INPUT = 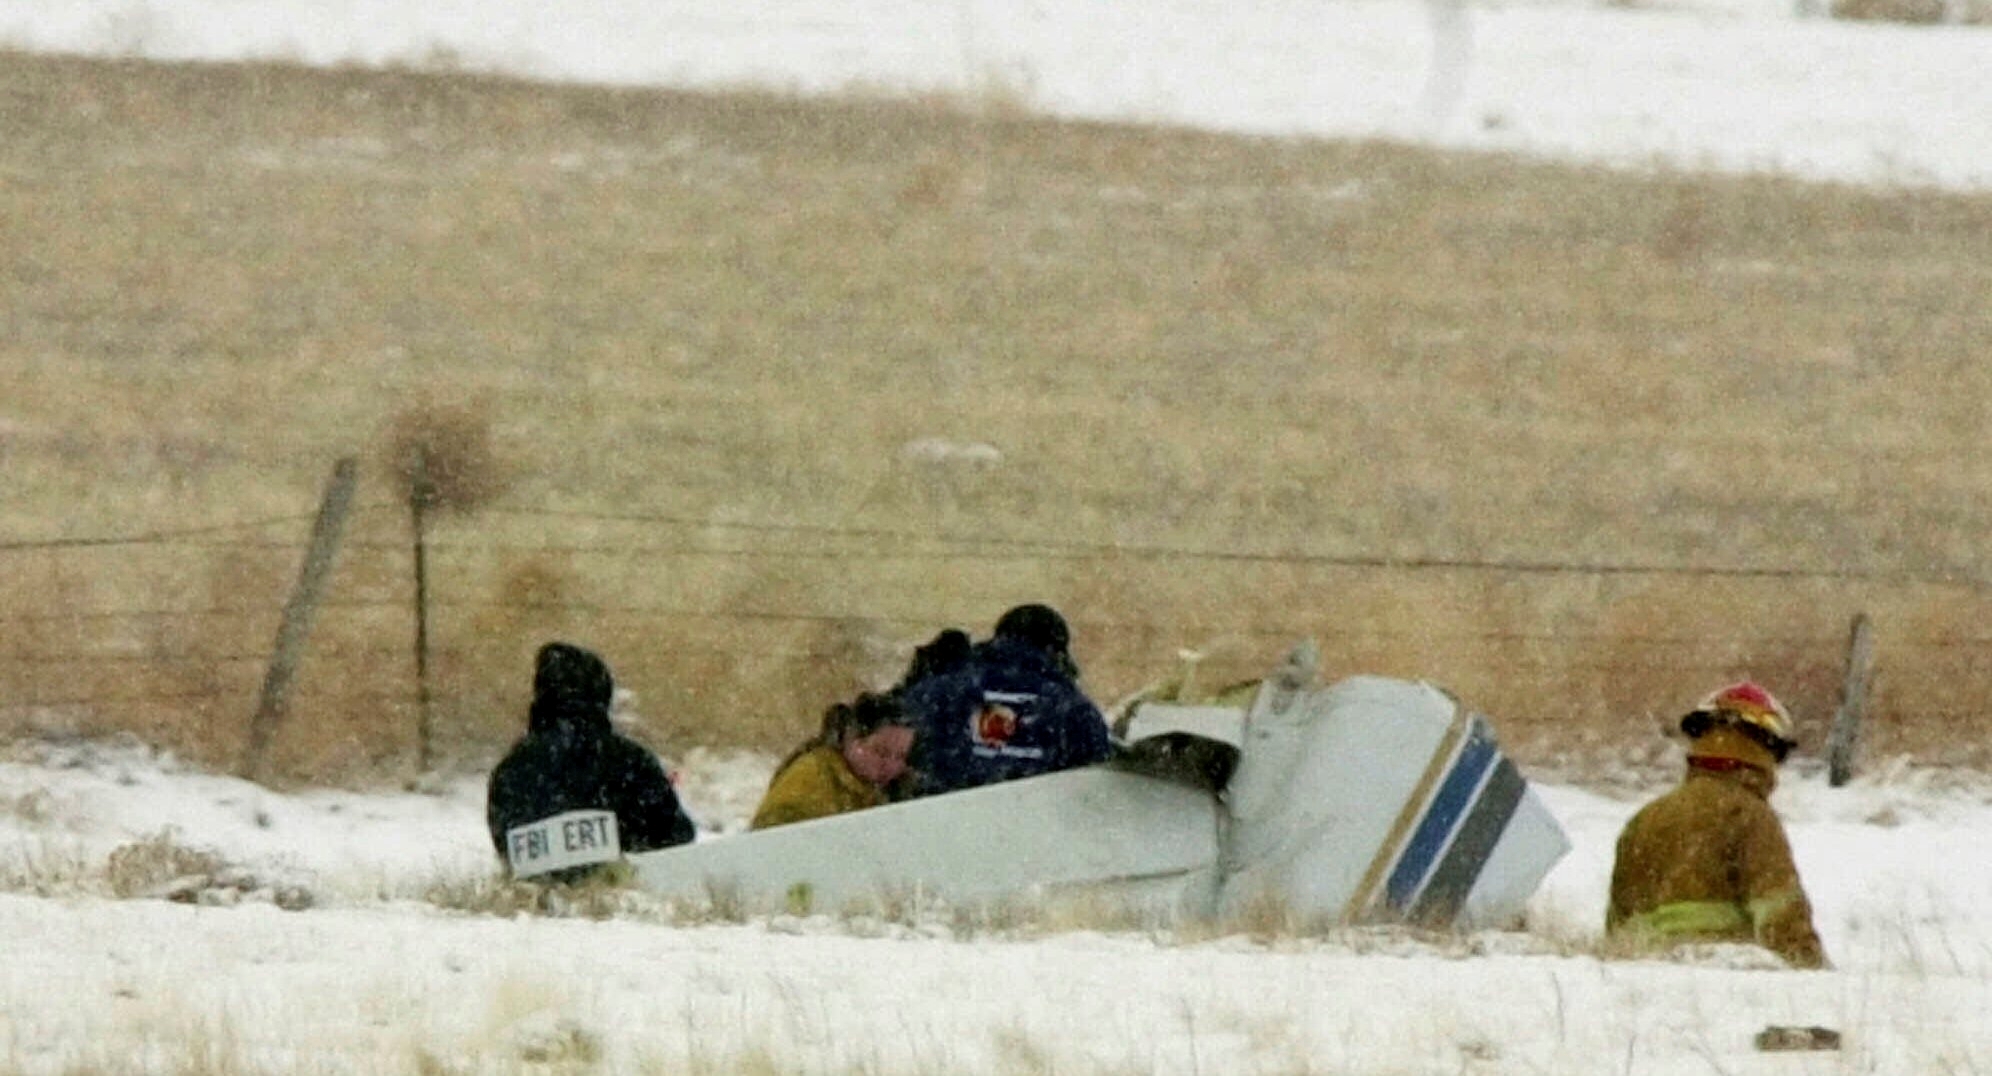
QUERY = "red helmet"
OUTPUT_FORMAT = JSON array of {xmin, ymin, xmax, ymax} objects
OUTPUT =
[{"xmin": 1681, "ymin": 681, "xmax": 1796, "ymax": 762}]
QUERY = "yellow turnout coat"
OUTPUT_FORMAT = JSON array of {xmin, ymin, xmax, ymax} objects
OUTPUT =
[
  {"xmin": 751, "ymin": 744, "xmax": 886, "ymax": 830},
  {"xmin": 1607, "ymin": 756, "xmax": 1827, "ymax": 969}
]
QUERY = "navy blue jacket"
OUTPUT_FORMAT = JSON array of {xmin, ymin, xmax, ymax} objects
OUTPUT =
[{"xmin": 901, "ymin": 637, "xmax": 1113, "ymax": 795}]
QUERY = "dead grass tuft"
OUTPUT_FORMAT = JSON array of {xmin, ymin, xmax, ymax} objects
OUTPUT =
[
  {"xmin": 4, "ymin": 787, "xmax": 56, "ymax": 825},
  {"xmin": 383, "ymin": 401, "xmax": 506, "ymax": 513},
  {"xmin": 105, "ymin": 829, "xmax": 228, "ymax": 899},
  {"xmin": 423, "ymin": 864, "xmax": 643, "ymax": 920},
  {"xmin": 0, "ymin": 839, "xmax": 99, "ymax": 897},
  {"xmin": 1219, "ymin": 888, "xmax": 1331, "ymax": 943}
]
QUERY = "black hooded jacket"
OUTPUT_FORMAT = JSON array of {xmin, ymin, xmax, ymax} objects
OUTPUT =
[{"xmin": 485, "ymin": 643, "xmax": 696, "ymax": 871}]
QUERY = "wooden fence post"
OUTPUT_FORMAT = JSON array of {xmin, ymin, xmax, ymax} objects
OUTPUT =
[
  {"xmin": 410, "ymin": 446, "xmax": 436, "ymax": 776},
  {"xmin": 242, "ymin": 457, "xmax": 359, "ymax": 782},
  {"xmin": 1826, "ymin": 612, "xmax": 1874, "ymax": 787}
]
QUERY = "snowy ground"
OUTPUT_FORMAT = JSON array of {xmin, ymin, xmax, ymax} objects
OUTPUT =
[
  {"xmin": 4, "ymin": 734, "xmax": 1992, "ymax": 1074},
  {"xmin": 3, "ymin": 0, "xmax": 1988, "ymax": 191}
]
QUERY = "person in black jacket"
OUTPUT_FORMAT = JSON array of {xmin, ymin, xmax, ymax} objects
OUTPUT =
[
  {"xmin": 486, "ymin": 642, "xmax": 696, "ymax": 882},
  {"xmin": 900, "ymin": 604, "xmax": 1113, "ymax": 796}
]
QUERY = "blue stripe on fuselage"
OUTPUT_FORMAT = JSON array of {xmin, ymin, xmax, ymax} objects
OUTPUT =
[
  {"xmin": 1409, "ymin": 757, "xmax": 1526, "ymax": 925},
  {"xmin": 1383, "ymin": 718, "xmax": 1498, "ymax": 913}
]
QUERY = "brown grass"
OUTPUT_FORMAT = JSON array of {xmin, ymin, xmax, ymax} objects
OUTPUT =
[
  {"xmin": 2, "ymin": 52, "xmax": 1990, "ymax": 783},
  {"xmin": 1832, "ymin": 0, "xmax": 1991, "ymax": 22},
  {"xmin": 104, "ymin": 829, "xmax": 227, "ymax": 898}
]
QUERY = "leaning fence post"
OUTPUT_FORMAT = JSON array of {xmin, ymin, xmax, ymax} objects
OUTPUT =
[
  {"xmin": 243, "ymin": 457, "xmax": 359, "ymax": 782},
  {"xmin": 1825, "ymin": 612, "xmax": 1874, "ymax": 787}
]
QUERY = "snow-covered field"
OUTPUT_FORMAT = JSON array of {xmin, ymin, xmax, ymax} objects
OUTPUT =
[
  {"xmin": 5, "ymin": 0, "xmax": 1990, "ymax": 190},
  {"xmin": 6, "ymin": 734, "xmax": 1992, "ymax": 1074},
  {"xmin": 5, "ymin": 0, "xmax": 1990, "ymax": 1071}
]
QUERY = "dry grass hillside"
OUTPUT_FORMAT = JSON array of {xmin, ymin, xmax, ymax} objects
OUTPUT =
[{"xmin": 3, "ymin": 51, "xmax": 1989, "ymax": 783}]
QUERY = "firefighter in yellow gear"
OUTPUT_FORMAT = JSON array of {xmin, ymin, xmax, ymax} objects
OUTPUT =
[
  {"xmin": 1607, "ymin": 681, "xmax": 1828, "ymax": 969},
  {"xmin": 752, "ymin": 693, "xmax": 915, "ymax": 831}
]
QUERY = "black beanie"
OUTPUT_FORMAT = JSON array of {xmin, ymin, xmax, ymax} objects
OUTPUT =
[
  {"xmin": 902, "ymin": 628, "xmax": 972, "ymax": 688},
  {"xmin": 533, "ymin": 642, "xmax": 614, "ymax": 711},
  {"xmin": 993, "ymin": 603, "xmax": 1071, "ymax": 657}
]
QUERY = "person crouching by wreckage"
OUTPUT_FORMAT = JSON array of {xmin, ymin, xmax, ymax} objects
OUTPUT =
[
  {"xmin": 486, "ymin": 642, "xmax": 697, "ymax": 884},
  {"xmin": 899, "ymin": 603, "xmax": 1113, "ymax": 796},
  {"xmin": 751, "ymin": 691, "xmax": 916, "ymax": 830},
  {"xmin": 1606, "ymin": 681, "xmax": 1828, "ymax": 969}
]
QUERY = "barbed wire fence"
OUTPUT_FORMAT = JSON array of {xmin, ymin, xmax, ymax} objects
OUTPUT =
[{"xmin": 4, "ymin": 466, "xmax": 1968, "ymax": 785}]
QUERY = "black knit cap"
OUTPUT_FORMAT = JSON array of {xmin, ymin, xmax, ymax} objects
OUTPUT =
[
  {"xmin": 901, "ymin": 628, "xmax": 971, "ymax": 689},
  {"xmin": 993, "ymin": 603, "xmax": 1071, "ymax": 657},
  {"xmin": 533, "ymin": 642, "xmax": 614, "ymax": 711}
]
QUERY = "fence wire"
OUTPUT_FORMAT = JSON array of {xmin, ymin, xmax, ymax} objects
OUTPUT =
[{"xmin": 0, "ymin": 499, "xmax": 1966, "ymax": 713}]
